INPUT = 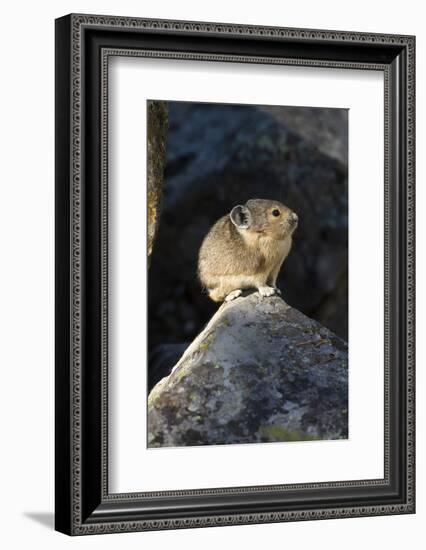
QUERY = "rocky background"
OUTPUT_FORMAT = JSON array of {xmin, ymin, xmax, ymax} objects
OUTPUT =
[{"xmin": 148, "ymin": 101, "xmax": 348, "ymax": 391}]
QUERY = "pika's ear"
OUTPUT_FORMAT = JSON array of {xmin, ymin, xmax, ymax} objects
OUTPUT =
[{"xmin": 230, "ymin": 205, "xmax": 252, "ymax": 229}]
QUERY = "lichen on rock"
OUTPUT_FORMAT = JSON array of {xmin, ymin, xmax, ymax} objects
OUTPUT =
[{"xmin": 148, "ymin": 292, "xmax": 348, "ymax": 447}]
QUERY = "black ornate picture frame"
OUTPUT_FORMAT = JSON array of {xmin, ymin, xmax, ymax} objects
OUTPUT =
[{"xmin": 55, "ymin": 13, "xmax": 415, "ymax": 535}]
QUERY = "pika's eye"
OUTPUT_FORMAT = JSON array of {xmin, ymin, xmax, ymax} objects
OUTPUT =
[{"xmin": 272, "ymin": 209, "xmax": 280, "ymax": 217}]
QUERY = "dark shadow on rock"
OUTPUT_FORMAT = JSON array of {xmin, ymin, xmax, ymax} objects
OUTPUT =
[{"xmin": 149, "ymin": 342, "xmax": 189, "ymax": 391}]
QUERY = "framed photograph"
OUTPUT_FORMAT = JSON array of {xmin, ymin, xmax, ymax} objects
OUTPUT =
[{"xmin": 55, "ymin": 14, "xmax": 415, "ymax": 535}]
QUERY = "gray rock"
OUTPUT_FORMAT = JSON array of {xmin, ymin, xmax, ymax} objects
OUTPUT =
[
  {"xmin": 260, "ymin": 105, "xmax": 348, "ymax": 167},
  {"xmin": 148, "ymin": 292, "xmax": 348, "ymax": 447},
  {"xmin": 148, "ymin": 342, "xmax": 188, "ymax": 391}
]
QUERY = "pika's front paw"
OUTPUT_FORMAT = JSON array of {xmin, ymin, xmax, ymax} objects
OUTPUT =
[
  {"xmin": 257, "ymin": 286, "xmax": 277, "ymax": 297},
  {"xmin": 225, "ymin": 289, "xmax": 243, "ymax": 302}
]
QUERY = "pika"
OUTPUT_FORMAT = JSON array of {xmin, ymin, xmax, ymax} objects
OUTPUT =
[{"xmin": 198, "ymin": 198, "xmax": 298, "ymax": 302}]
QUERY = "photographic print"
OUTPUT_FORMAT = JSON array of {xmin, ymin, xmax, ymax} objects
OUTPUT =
[
  {"xmin": 56, "ymin": 15, "xmax": 415, "ymax": 534},
  {"xmin": 147, "ymin": 100, "xmax": 349, "ymax": 448}
]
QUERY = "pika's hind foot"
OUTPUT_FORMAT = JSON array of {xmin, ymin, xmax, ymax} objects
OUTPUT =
[
  {"xmin": 225, "ymin": 289, "xmax": 243, "ymax": 302},
  {"xmin": 257, "ymin": 285, "xmax": 277, "ymax": 298}
]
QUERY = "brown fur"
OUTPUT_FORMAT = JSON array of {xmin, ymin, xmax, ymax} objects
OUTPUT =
[{"xmin": 198, "ymin": 199, "xmax": 298, "ymax": 302}]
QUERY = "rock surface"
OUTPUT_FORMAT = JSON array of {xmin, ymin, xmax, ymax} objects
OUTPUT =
[
  {"xmin": 148, "ymin": 102, "xmax": 348, "ymax": 356},
  {"xmin": 148, "ymin": 342, "xmax": 189, "ymax": 391},
  {"xmin": 260, "ymin": 105, "xmax": 348, "ymax": 167},
  {"xmin": 147, "ymin": 100, "xmax": 168, "ymax": 262},
  {"xmin": 148, "ymin": 292, "xmax": 348, "ymax": 448}
]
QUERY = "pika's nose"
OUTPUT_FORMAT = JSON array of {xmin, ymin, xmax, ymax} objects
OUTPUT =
[{"xmin": 290, "ymin": 212, "xmax": 298, "ymax": 225}]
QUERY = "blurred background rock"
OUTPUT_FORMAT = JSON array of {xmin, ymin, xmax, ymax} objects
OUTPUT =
[{"xmin": 148, "ymin": 101, "xmax": 348, "ymax": 388}]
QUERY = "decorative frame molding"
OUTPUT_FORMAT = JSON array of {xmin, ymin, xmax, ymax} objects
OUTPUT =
[{"xmin": 55, "ymin": 14, "xmax": 415, "ymax": 535}]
